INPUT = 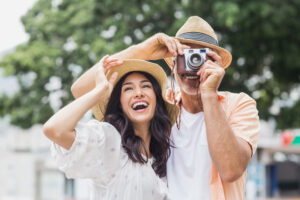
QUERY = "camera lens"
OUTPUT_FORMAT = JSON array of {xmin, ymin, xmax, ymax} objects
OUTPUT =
[{"xmin": 188, "ymin": 53, "xmax": 204, "ymax": 70}]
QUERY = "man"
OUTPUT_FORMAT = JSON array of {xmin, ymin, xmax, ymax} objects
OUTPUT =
[{"xmin": 71, "ymin": 16, "xmax": 260, "ymax": 200}]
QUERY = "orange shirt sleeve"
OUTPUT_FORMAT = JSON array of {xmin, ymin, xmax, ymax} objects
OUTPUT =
[{"xmin": 227, "ymin": 92, "xmax": 260, "ymax": 156}]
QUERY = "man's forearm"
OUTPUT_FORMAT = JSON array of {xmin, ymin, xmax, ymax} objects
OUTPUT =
[
  {"xmin": 202, "ymin": 92, "xmax": 251, "ymax": 182},
  {"xmin": 112, "ymin": 44, "xmax": 148, "ymax": 60}
]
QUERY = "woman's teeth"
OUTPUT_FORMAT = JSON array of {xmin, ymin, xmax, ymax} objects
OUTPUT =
[{"xmin": 132, "ymin": 102, "xmax": 148, "ymax": 110}]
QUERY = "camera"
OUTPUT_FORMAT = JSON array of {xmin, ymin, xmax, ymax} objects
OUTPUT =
[{"xmin": 176, "ymin": 48, "xmax": 211, "ymax": 74}]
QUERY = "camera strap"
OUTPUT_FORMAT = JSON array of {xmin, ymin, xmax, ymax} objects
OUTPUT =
[{"xmin": 171, "ymin": 65, "xmax": 182, "ymax": 130}]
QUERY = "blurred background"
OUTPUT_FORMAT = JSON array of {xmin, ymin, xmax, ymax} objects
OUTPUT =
[{"xmin": 0, "ymin": 0, "xmax": 299, "ymax": 199}]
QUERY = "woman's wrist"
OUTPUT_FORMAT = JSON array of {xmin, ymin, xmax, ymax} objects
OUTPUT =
[{"xmin": 88, "ymin": 85, "xmax": 107, "ymax": 104}]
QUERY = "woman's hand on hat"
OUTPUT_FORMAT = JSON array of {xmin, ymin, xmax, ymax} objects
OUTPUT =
[
  {"xmin": 95, "ymin": 55, "xmax": 120, "ymax": 99},
  {"xmin": 197, "ymin": 51, "xmax": 224, "ymax": 95},
  {"xmin": 100, "ymin": 55, "xmax": 123, "ymax": 75}
]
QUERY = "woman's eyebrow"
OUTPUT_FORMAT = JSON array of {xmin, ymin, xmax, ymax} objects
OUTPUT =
[
  {"xmin": 122, "ymin": 80, "xmax": 150, "ymax": 86},
  {"xmin": 140, "ymin": 80, "xmax": 150, "ymax": 83},
  {"xmin": 122, "ymin": 82, "xmax": 133, "ymax": 86}
]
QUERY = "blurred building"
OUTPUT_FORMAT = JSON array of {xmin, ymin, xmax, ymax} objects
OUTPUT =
[
  {"xmin": 246, "ymin": 121, "xmax": 300, "ymax": 199},
  {"xmin": 0, "ymin": 120, "xmax": 89, "ymax": 200}
]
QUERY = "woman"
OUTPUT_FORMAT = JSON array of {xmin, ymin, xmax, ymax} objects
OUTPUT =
[{"xmin": 43, "ymin": 56, "xmax": 178, "ymax": 200}]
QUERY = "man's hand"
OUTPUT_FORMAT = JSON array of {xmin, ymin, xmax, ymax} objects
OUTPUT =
[
  {"xmin": 197, "ymin": 51, "xmax": 225, "ymax": 95},
  {"xmin": 141, "ymin": 33, "xmax": 190, "ymax": 60},
  {"xmin": 95, "ymin": 55, "xmax": 120, "ymax": 100}
]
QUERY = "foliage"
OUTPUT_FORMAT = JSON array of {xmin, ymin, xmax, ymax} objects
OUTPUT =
[{"xmin": 0, "ymin": 0, "xmax": 299, "ymax": 129}]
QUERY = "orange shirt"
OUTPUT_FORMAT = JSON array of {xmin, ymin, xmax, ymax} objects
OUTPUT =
[{"xmin": 210, "ymin": 91, "xmax": 260, "ymax": 200}]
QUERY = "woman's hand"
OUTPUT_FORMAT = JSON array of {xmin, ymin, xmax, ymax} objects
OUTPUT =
[{"xmin": 95, "ymin": 55, "xmax": 122, "ymax": 100}]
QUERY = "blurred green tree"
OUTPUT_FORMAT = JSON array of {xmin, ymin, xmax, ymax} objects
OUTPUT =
[{"xmin": 0, "ymin": 0, "xmax": 299, "ymax": 129}]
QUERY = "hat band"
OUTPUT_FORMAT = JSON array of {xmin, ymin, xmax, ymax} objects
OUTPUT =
[{"xmin": 177, "ymin": 32, "xmax": 219, "ymax": 46}]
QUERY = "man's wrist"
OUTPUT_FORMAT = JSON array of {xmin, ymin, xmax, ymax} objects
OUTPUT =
[{"xmin": 201, "ymin": 90, "xmax": 218, "ymax": 101}]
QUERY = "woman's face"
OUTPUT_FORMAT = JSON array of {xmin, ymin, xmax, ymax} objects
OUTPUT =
[{"xmin": 120, "ymin": 72, "xmax": 157, "ymax": 126}]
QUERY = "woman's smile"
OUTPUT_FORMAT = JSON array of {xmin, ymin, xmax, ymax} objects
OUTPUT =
[{"xmin": 131, "ymin": 100, "xmax": 149, "ymax": 113}]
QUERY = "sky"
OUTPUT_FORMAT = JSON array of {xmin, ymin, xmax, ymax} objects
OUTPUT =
[{"xmin": 0, "ymin": 0, "xmax": 37, "ymax": 53}]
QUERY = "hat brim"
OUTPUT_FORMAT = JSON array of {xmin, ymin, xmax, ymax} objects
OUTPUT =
[
  {"xmin": 92, "ymin": 59, "xmax": 179, "ymax": 125},
  {"xmin": 164, "ymin": 37, "xmax": 232, "ymax": 69}
]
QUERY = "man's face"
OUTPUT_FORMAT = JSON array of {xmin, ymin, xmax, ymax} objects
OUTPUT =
[{"xmin": 174, "ymin": 43, "xmax": 214, "ymax": 96}]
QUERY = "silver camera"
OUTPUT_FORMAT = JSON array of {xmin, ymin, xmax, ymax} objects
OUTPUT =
[{"xmin": 183, "ymin": 48, "xmax": 211, "ymax": 71}]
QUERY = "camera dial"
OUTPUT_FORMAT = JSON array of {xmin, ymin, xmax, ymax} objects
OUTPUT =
[
  {"xmin": 183, "ymin": 48, "xmax": 210, "ymax": 72},
  {"xmin": 187, "ymin": 53, "xmax": 205, "ymax": 70}
]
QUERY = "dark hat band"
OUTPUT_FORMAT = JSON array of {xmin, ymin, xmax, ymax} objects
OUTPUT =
[{"xmin": 177, "ymin": 32, "xmax": 219, "ymax": 46}]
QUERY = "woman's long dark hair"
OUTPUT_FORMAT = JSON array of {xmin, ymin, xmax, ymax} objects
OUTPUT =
[{"xmin": 104, "ymin": 71, "xmax": 172, "ymax": 177}]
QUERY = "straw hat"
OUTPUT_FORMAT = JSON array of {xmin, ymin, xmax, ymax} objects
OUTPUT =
[
  {"xmin": 165, "ymin": 16, "xmax": 232, "ymax": 68},
  {"xmin": 92, "ymin": 59, "xmax": 179, "ymax": 125}
]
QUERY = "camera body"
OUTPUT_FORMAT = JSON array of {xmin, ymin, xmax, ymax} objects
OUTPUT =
[{"xmin": 177, "ymin": 48, "xmax": 211, "ymax": 74}]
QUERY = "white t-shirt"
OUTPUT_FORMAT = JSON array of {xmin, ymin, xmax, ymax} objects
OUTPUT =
[
  {"xmin": 51, "ymin": 120, "xmax": 170, "ymax": 200},
  {"xmin": 167, "ymin": 106, "xmax": 211, "ymax": 200}
]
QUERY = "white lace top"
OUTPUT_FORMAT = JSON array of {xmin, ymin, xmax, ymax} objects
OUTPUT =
[{"xmin": 51, "ymin": 119, "xmax": 170, "ymax": 200}]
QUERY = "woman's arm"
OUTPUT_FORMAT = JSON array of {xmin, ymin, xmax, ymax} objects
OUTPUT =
[
  {"xmin": 43, "ymin": 58, "xmax": 118, "ymax": 149},
  {"xmin": 71, "ymin": 33, "xmax": 189, "ymax": 99}
]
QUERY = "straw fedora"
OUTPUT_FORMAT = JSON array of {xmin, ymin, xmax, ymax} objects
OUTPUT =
[
  {"xmin": 92, "ymin": 59, "xmax": 179, "ymax": 125},
  {"xmin": 165, "ymin": 16, "xmax": 232, "ymax": 68}
]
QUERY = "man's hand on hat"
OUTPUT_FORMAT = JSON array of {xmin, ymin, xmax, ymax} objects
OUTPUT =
[
  {"xmin": 143, "ymin": 33, "xmax": 190, "ymax": 60},
  {"xmin": 95, "ymin": 55, "xmax": 121, "ymax": 99},
  {"xmin": 197, "ymin": 51, "xmax": 225, "ymax": 95}
]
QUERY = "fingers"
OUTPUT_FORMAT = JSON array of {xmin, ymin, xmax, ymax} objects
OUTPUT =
[
  {"xmin": 102, "ymin": 56, "xmax": 123, "ymax": 75},
  {"xmin": 165, "ymin": 38, "xmax": 178, "ymax": 57},
  {"xmin": 156, "ymin": 33, "xmax": 176, "ymax": 56},
  {"xmin": 174, "ymin": 39, "xmax": 190, "ymax": 55},
  {"xmin": 108, "ymin": 72, "xmax": 118, "ymax": 85},
  {"xmin": 103, "ymin": 60, "xmax": 123, "ymax": 75},
  {"xmin": 206, "ymin": 51, "xmax": 222, "ymax": 66},
  {"xmin": 181, "ymin": 44, "xmax": 191, "ymax": 52},
  {"xmin": 200, "ymin": 69, "xmax": 214, "ymax": 82},
  {"xmin": 197, "ymin": 61, "xmax": 215, "ymax": 76},
  {"xmin": 157, "ymin": 33, "xmax": 190, "ymax": 56},
  {"xmin": 99, "ymin": 54, "xmax": 110, "ymax": 63},
  {"xmin": 165, "ymin": 38, "xmax": 190, "ymax": 57},
  {"xmin": 197, "ymin": 62, "xmax": 225, "ymax": 83}
]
